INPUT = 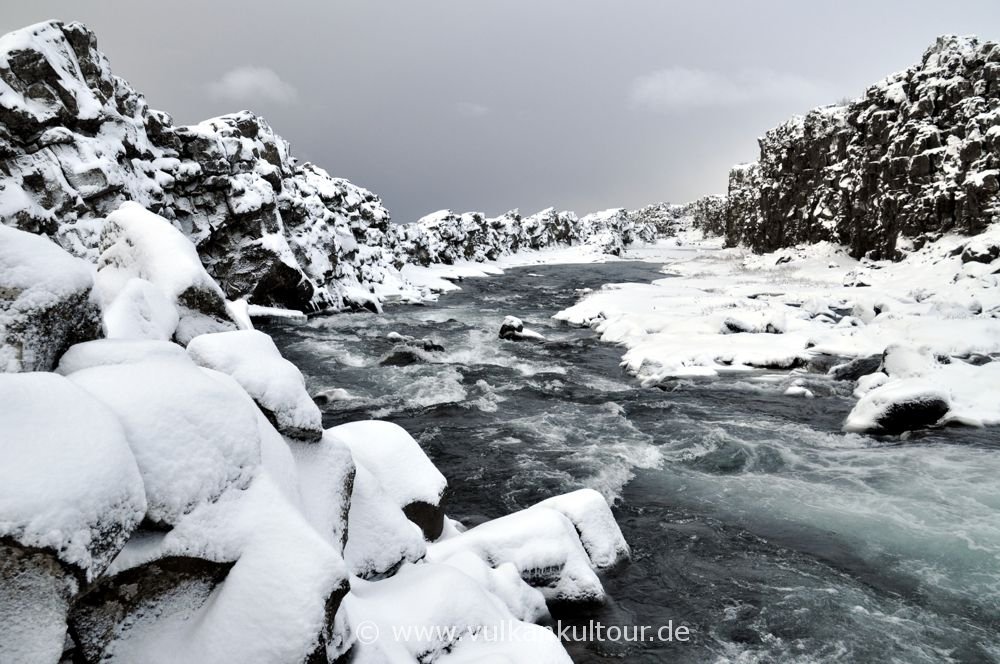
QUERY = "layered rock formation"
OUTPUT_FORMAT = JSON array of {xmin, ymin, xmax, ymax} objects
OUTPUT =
[
  {"xmin": 725, "ymin": 35, "xmax": 1000, "ymax": 258},
  {"xmin": 0, "ymin": 21, "xmax": 656, "ymax": 317}
]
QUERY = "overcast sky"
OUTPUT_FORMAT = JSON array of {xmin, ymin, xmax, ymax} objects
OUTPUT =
[{"xmin": 4, "ymin": 2, "xmax": 999, "ymax": 222}]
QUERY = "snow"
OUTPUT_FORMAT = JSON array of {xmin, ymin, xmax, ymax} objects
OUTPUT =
[
  {"xmin": 102, "ymin": 277, "xmax": 179, "ymax": 340},
  {"xmin": 246, "ymin": 304, "xmax": 308, "ymax": 321},
  {"xmin": 532, "ymin": 489, "xmax": 630, "ymax": 569},
  {"xmin": 433, "ymin": 550, "xmax": 549, "ymax": 623},
  {"xmin": 103, "ymin": 473, "xmax": 350, "ymax": 664},
  {"xmin": 186, "ymin": 330, "xmax": 323, "ymax": 441},
  {"xmin": 94, "ymin": 202, "xmax": 235, "ymax": 343},
  {"xmin": 288, "ymin": 431, "xmax": 356, "ymax": 552},
  {"xmin": 344, "ymin": 563, "xmax": 571, "ymax": 664},
  {"xmin": 329, "ymin": 420, "xmax": 447, "ymax": 508},
  {"xmin": 56, "ymin": 339, "xmax": 191, "ymax": 375},
  {"xmin": 69, "ymin": 360, "xmax": 261, "ymax": 525},
  {"xmin": 0, "ymin": 372, "xmax": 145, "ymax": 579},
  {"xmin": 344, "ymin": 462, "xmax": 427, "ymax": 578},
  {"xmin": 555, "ymin": 229, "xmax": 1000, "ymax": 434},
  {"xmin": 427, "ymin": 506, "xmax": 604, "ymax": 603}
]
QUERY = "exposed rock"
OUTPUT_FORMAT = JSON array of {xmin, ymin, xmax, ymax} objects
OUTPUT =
[
  {"xmin": 724, "ymin": 35, "xmax": 1000, "ymax": 259},
  {"xmin": 0, "ymin": 225, "xmax": 101, "ymax": 372},
  {"xmin": 829, "ymin": 354, "xmax": 884, "ymax": 381},
  {"xmin": 499, "ymin": 315, "xmax": 545, "ymax": 342}
]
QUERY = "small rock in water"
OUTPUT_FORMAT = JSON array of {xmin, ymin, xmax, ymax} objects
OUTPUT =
[{"xmin": 499, "ymin": 315, "xmax": 545, "ymax": 342}]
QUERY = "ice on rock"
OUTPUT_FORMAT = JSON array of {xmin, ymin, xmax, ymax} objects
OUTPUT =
[
  {"xmin": 0, "ymin": 225, "xmax": 101, "ymax": 372},
  {"xmin": 187, "ymin": 330, "xmax": 323, "ymax": 441},
  {"xmin": 94, "ymin": 202, "xmax": 237, "ymax": 344},
  {"xmin": 0, "ymin": 373, "xmax": 145, "ymax": 664},
  {"xmin": 56, "ymin": 338, "xmax": 191, "ymax": 375},
  {"xmin": 69, "ymin": 360, "xmax": 261, "ymax": 525},
  {"xmin": 427, "ymin": 506, "xmax": 605, "ymax": 604},
  {"xmin": 345, "ymin": 563, "xmax": 571, "ymax": 664},
  {"xmin": 328, "ymin": 420, "xmax": 447, "ymax": 538},
  {"xmin": 533, "ymin": 489, "xmax": 630, "ymax": 569}
]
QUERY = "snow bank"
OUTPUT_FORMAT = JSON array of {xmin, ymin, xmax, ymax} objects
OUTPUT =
[
  {"xmin": 187, "ymin": 330, "xmax": 323, "ymax": 441},
  {"xmin": 556, "ymin": 229, "xmax": 1000, "ymax": 434},
  {"xmin": 0, "ymin": 225, "xmax": 101, "ymax": 372},
  {"xmin": 69, "ymin": 360, "xmax": 260, "ymax": 525}
]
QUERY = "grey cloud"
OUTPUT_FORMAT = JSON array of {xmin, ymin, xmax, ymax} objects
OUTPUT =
[
  {"xmin": 629, "ymin": 67, "xmax": 832, "ymax": 112},
  {"xmin": 207, "ymin": 66, "xmax": 297, "ymax": 105}
]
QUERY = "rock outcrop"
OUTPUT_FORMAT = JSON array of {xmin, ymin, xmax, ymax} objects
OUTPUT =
[
  {"xmin": 0, "ymin": 20, "xmax": 398, "ymax": 313},
  {"xmin": 0, "ymin": 225, "xmax": 101, "ymax": 372},
  {"xmin": 725, "ymin": 35, "xmax": 1000, "ymax": 259}
]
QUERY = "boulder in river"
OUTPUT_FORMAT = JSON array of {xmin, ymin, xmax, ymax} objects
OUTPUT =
[{"xmin": 499, "ymin": 315, "xmax": 545, "ymax": 342}]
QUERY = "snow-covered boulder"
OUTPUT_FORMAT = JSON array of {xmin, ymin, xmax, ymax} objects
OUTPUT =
[
  {"xmin": 498, "ymin": 315, "xmax": 545, "ymax": 342},
  {"xmin": 0, "ymin": 373, "xmax": 145, "ymax": 663},
  {"xmin": 72, "ymin": 473, "xmax": 351, "ymax": 664},
  {"xmin": 55, "ymin": 338, "xmax": 191, "ymax": 375},
  {"xmin": 69, "ymin": 360, "xmax": 261, "ymax": 525},
  {"xmin": 186, "ymin": 330, "xmax": 323, "ymax": 441},
  {"xmin": 427, "ymin": 506, "xmax": 605, "ymax": 604},
  {"xmin": 345, "ymin": 563, "xmax": 571, "ymax": 664},
  {"xmin": 289, "ymin": 431, "xmax": 357, "ymax": 552},
  {"xmin": 533, "ymin": 489, "xmax": 630, "ymax": 570},
  {"xmin": 95, "ymin": 202, "xmax": 238, "ymax": 344},
  {"xmin": 844, "ymin": 380, "xmax": 951, "ymax": 435},
  {"xmin": 0, "ymin": 225, "xmax": 101, "ymax": 372},
  {"xmin": 329, "ymin": 420, "xmax": 448, "ymax": 539},
  {"xmin": 343, "ymin": 462, "xmax": 427, "ymax": 578}
]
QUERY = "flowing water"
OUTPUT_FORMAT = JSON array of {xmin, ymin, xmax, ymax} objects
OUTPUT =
[{"xmin": 263, "ymin": 261, "xmax": 1000, "ymax": 664}]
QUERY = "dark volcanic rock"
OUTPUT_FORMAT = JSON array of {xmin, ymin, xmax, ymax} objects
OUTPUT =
[
  {"xmin": 874, "ymin": 396, "xmax": 951, "ymax": 435},
  {"xmin": 829, "ymin": 354, "xmax": 884, "ymax": 381},
  {"xmin": 724, "ymin": 35, "xmax": 1000, "ymax": 259}
]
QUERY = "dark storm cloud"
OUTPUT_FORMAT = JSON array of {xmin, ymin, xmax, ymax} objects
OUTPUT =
[{"xmin": 3, "ymin": 1, "xmax": 998, "ymax": 222}]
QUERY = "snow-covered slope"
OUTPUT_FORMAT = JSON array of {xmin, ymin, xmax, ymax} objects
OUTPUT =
[{"xmin": 725, "ymin": 35, "xmax": 1000, "ymax": 259}]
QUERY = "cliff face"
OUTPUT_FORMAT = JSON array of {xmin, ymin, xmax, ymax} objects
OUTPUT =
[
  {"xmin": 0, "ymin": 21, "xmax": 401, "ymax": 313},
  {"xmin": 726, "ymin": 35, "xmax": 1000, "ymax": 258}
]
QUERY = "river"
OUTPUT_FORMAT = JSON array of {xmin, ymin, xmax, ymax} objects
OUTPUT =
[{"xmin": 262, "ymin": 260, "xmax": 1000, "ymax": 664}]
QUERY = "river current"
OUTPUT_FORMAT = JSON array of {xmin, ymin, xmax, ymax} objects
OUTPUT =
[{"xmin": 263, "ymin": 261, "xmax": 1000, "ymax": 664}]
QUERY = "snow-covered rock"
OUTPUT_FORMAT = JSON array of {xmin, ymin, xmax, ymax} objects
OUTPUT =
[
  {"xmin": 533, "ymin": 489, "xmax": 630, "ymax": 570},
  {"xmin": 0, "ymin": 225, "xmax": 101, "ymax": 372},
  {"xmin": 329, "ymin": 420, "xmax": 448, "ymax": 539},
  {"xmin": 498, "ymin": 315, "xmax": 545, "ymax": 342},
  {"xmin": 55, "ymin": 338, "xmax": 191, "ymax": 374},
  {"xmin": 344, "ymin": 563, "xmax": 571, "ymax": 664},
  {"xmin": 289, "ymin": 432, "xmax": 356, "ymax": 552},
  {"xmin": 74, "ymin": 473, "xmax": 351, "ymax": 664},
  {"xmin": 725, "ymin": 35, "xmax": 1000, "ymax": 259},
  {"xmin": 95, "ymin": 202, "xmax": 238, "ymax": 344},
  {"xmin": 0, "ymin": 373, "xmax": 144, "ymax": 664},
  {"xmin": 69, "ymin": 360, "xmax": 260, "ymax": 525},
  {"xmin": 427, "ymin": 506, "xmax": 605, "ymax": 604},
  {"xmin": 187, "ymin": 329, "xmax": 323, "ymax": 441}
]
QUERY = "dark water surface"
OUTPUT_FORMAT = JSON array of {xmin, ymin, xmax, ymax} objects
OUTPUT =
[{"xmin": 264, "ymin": 262, "xmax": 1000, "ymax": 664}]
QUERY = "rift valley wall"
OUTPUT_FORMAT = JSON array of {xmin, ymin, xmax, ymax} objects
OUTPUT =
[
  {"xmin": 0, "ymin": 21, "xmax": 656, "ymax": 314},
  {"xmin": 725, "ymin": 36, "xmax": 1000, "ymax": 259}
]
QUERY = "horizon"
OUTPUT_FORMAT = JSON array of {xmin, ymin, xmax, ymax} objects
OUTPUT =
[{"xmin": 2, "ymin": 2, "xmax": 998, "ymax": 223}]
